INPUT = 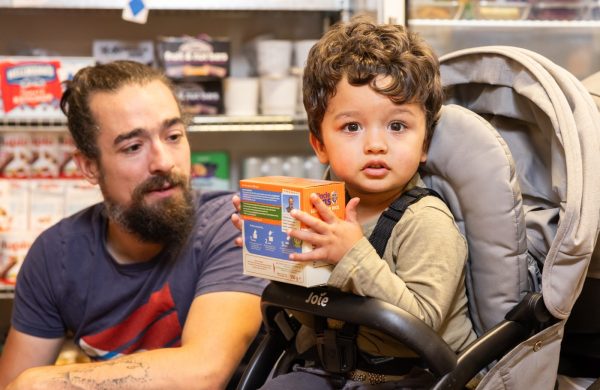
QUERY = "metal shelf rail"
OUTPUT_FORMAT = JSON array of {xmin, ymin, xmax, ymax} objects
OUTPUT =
[{"xmin": 0, "ymin": 0, "xmax": 348, "ymax": 11}]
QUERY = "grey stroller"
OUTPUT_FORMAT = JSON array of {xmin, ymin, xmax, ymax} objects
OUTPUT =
[
  {"xmin": 553, "ymin": 69, "xmax": 600, "ymax": 389},
  {"xmin": 236, "ymin": 46, "xmax": 600, "ymax": 390}
]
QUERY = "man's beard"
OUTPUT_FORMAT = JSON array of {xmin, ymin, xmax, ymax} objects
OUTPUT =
[{"xmin": 101, "ymin": 171, "xmax": 195, "ymax": 249}]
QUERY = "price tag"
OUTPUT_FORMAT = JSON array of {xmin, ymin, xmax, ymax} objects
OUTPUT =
[{"xmin": 122, "ymin": 0, "xmax": 148, "ymax": 24}]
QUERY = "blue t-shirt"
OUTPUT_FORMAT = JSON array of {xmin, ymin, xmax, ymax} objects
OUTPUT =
[{"xmin": 12, "ymin": 190, "xmax": 266, "ymax": 360}]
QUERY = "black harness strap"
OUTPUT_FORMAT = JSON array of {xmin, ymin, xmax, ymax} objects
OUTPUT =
[
  {"xmin": 313, "ymin": 186, "xmax": 442, "ymax": 379},
  {"xmin": 368, "ymin": 187, "xmax": 442, "ymax": 258}
]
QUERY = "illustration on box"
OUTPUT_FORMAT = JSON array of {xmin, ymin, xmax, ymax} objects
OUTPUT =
[{"xmin": 239, "ymin": 176, "xmax": 344, "ymax": 287}]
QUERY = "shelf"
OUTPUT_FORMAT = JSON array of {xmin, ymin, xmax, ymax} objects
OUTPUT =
[
  {"xmin": 0, "ymin": 283, "xmax": 14, "ymax": 300},
  {"xmin": 0, "ymin": 115, "xmax": 309, "ymax": 132},
  {"xmin": 0, "ymin": 0, "xmax": 348, "ymax": 11},
  {"xmin": 409, "ymin": 18, "xmax": 600, "ymax": 29},
  {"xmin": 188, "ymin": 115, "xmax": 308, "ymax": 132}
]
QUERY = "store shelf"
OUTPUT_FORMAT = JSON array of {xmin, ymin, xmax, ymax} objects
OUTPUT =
[
  {"xmin": 0, "ymin": 283, "xmax": 14, "ymax": 300},
  {"xmin": 0, "ymin": 0, "xmax": 348, "ymax": 11},
  {"xmin": 0, "ymin": 117, "xmax": 67, "ymax": 132},
  {"xmin": 409, "ymin": 18, "xmax": 600, "ymax": 29},
  {"xmin": 188, "ymin": 115, "xmax": 308, "ymax": 132},
  {"xmin": 0, "ymin": 115, "xmax": 309, "ymax": 132}
]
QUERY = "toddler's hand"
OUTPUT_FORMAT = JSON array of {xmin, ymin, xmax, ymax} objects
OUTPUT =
[
  {"xmin": 230, "ymin": 194, "xmax": 243, "ymax": 247},
  {"xmin": 288, "ymin": 193, "xmax": 362, "ymax": 265}
]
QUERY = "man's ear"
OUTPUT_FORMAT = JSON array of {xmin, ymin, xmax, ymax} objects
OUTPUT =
[
  {"xmin": 73, "ymin": 151, "xmax": 100, "ymax": 185},
  {"xmin": 309, "ymin": 133, "xmax": 329, "ymax": 165}
]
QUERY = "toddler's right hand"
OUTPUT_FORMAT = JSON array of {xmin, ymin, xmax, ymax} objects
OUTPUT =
[{"xmin": 230, "ymin": 194, "xmax": 243, "ymax": 247}]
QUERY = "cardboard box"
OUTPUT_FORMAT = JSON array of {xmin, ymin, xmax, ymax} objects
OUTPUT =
[
  {"xmin": 93, "ymin": 40, "xmax": 155, "ymax": 66},
  {"xmin": 191, "ymin": 151, "xmax": 230, "ymax": 191},
  {"xmin": 156, "ymin": 36, "xmax": 230, "ymax": 80},
  {"xmin": 175, "ymin": 80, "xmax": 223, "ymax": 115},
  {"xmin": 240, "ymin": 176, "xmax": 344, "ymax": 287},
  {"xmin": 0, "ymin": 56, "xmax": 94, "ymax": 119}
]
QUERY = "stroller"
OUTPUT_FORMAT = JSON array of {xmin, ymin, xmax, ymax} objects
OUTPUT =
[
  {"xmin": 236, "ymin": 46, "xmax": 600, "ymax": 390},
  {"xmin": 553, "ymin": 69, "xmax": 600, "ymax": 389}
]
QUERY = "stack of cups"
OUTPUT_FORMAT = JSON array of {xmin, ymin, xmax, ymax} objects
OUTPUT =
[
  {"xmin": 292, "ymin": 40, "xmax": 318, "ymax": 115},
  {"xmin": 223, "ymin": 77, "xmax": 260, "ymax": 116},
  {"xmin": 256, "ymin": 39, "xmax": 297, "ymax": 116}
]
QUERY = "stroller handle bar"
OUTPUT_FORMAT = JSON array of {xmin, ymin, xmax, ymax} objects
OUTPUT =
[{"xmin": 260, "ymin": 282, "xmax": 458, "ymax": 377}]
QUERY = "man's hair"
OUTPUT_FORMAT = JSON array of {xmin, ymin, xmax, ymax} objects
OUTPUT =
[
  {"xmin": 60, "ymin": 60, "xmax": 180, "ymax": 161},
  {"xmin": 303, "ymin": 16, "xmax": 443, "ymax": 150}
]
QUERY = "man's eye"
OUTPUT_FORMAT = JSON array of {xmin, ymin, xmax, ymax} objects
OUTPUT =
[
  {"xmin": 390, "ymin": 122, "xmax": 406, "ymax": 132},
  {"xmin": 168, "ymin": 132, "xmax": 184, "ymax": 142},
  {"xmin": 344, "ymin": 123, "xmax": 360, "ymax": 132},
  {"xmin": 123, "ymin": 144, "xmax": 141, "ymax": 153}
]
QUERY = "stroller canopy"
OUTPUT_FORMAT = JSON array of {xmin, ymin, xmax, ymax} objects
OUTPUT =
[{"xmin": 439, "ymin": 46, "xmax": 600, "ymax": 325}]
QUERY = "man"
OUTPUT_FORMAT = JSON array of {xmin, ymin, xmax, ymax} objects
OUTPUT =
[
  {"xmin": 0, "ymin": 61, "xmax": 266, "ymax": 389},
  {"xmin": 285, "ymin": 196, "xmax": 295, "ymax": 213}
]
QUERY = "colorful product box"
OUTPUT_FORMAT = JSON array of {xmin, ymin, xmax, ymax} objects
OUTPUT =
[
  {"xmin": 93, "ymin": 40, "xmax": 155, "ymax": 66},
  {"xmin": 157, "ymin": 35, "xmax": 230, "ymax": 80},
  {"xmin": 240, "ymin": 176, "xmax": 344, "ymax": 287},
  {"xmin": 0, "ymin": 56, "xmax": 94, "ymax": 119},
  {"xmin": 175, "ymin": 80, "xmax": 223, "ymax": 115},
  {"xmin": 191, "ymin": 151, "xmax": 230, "ymax": 191},
  {"xmin": 0, "ymin": 231, "xmax": 35, "ymax": 284}
]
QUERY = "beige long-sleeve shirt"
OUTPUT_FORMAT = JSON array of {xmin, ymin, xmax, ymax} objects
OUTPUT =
[{"xmin": 296, "ymin": 174, "xmax": 476, "ymax": 358}]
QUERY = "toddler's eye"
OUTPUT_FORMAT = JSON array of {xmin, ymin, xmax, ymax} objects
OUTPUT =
[
  {"xmin": 390, "ymin": 122, "xmax": 406, "ymax": 132},
  {"xmin": 344, "ymin": 122, "xmax": 361, "ymax": 132}
]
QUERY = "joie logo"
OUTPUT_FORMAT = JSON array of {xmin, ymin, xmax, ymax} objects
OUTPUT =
[{"xmin": 305, "ymin": 291, "xmax": 329, "ymax": 307}]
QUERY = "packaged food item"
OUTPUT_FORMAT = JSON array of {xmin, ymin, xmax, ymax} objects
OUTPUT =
[
  {"xmin": 0, "ymin": 231, "xmax": 34, "ymax": 284},
  {"xmin": 93, "ymin": 40, "xmax": 155, "ymax": 66},
  {"xmin": 190, "ymin": 151, "xmax": 230, "ymax": 191},
  {"xmin": 156, "ymin": 35, "xmax": 230, "ymax": 79},
  {"xmin": 0, "ymin": 56, "xmax": 94, "ymax": 119},
  {"xmin": 529, "ymin": 0, "xmax": 587, "ymax": 20},
  {"xmin": 240, "ymin": 176, "xmax": 345, "ymax": 287},
  {"xmin": 410, "ymin": 0, "xmax": 463, "ymax": 19},
  {"xmin": 474, "ymin": 1, "xmax": 531, "ymax": 20},
  {"xmin": 30, "ymin": 132, "xmax": 60, "ymax": 178},
  {"xmin": 63, "ymin": 180, "xmax": 103, "ymax": 217},
  {"xmin": 0, "ymin": 180, "xmax": 29, "ymax": 232},
  {"xmin": 29, "ymin": 179, "xmax": 64, "ymax": 232},
  {"xmin": 0, "ymin": 133, "xmax": 31, "ymax": 179},
  {"xmin": 174, "ymin": 80, "xmax": 222, "ymax": 115}
]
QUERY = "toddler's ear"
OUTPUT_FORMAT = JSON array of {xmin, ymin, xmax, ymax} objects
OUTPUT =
[{"xmin": 309, "ymin": 132, "xmax": 329, "ymax": 164}]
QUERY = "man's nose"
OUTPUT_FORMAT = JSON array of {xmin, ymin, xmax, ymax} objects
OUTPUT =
[{"xmin": 149, "ymin": 141, "xmax": 175, "ymax": 173}]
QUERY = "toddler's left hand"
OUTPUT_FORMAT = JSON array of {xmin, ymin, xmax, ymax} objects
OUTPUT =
[{"xmin": 288, "ymin": 193, "xmax": 362, "ymax": 265}]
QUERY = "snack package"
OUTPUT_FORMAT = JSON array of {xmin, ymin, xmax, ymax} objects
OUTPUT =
[{"xmin": 240, "ymin": 176, "xmax": 344, "ymax": 287}]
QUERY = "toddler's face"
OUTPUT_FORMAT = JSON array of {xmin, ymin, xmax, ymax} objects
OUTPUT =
[{"xmin": 310, "ymin": 76, "xmax": 427, "ymax": 205}]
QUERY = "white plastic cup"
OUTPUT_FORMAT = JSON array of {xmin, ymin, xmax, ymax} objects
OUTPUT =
[
  {"xmin": 242, "ymin": 157, "xmax": 263, "ymax": 179},
  {"xmin": 304, "ymin": 156, "xmax": 326, "ymax": 179},
  {"xmin": 284, "ymin": 155, "xmax": 306, "ymax": 177},
  {"xmin": 223, "ymin": 77, "xmax": 259, "ymax": 116},
  {"xmin": 260, "ymin": 76, "xmax": 298, "ymax": 116},
  {"xmin": 293, "ymin": 39, "xmax": 318, "ymax": 68},
  {"xmin": 262, "ymin": 156, "xmax": 284, "ymax": 176},
  {"xmin": 256, "ymin": 39, "xmax": 293, "ymax": 77}
]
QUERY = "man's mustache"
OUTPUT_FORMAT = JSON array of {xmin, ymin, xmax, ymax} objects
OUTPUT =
[{"xmin": 133, "ymin": 173, "xmax": 188, "ymax": 198}]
